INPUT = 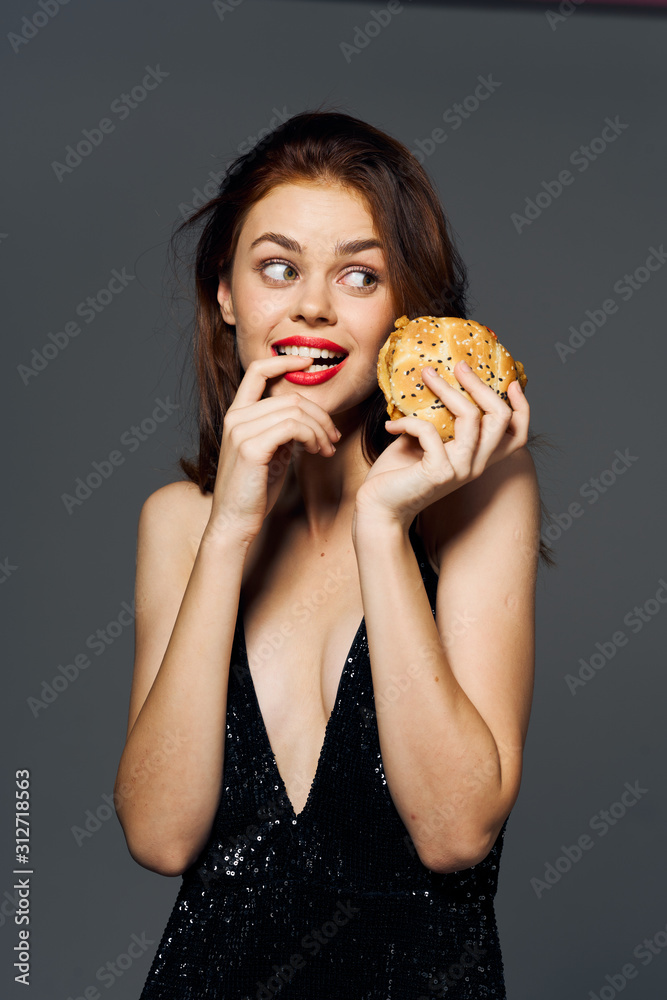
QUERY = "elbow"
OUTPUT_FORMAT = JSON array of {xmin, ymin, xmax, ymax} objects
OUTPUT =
[
  {"xmin": 140, "ymin": 856, "xmax": 189, "ymax": 878},
  {"xmin": 417, "ymin": 827, "xmax": 503, "ymax": 875},
  {"xmin": 114, "ymin": 787, "xmax": 206, "ymax": 877},
  {"xmin": 116, "ymin": 810, "xmax": 199, "ymax": 877},
  {"xmin": 412, "ymin": 785, "xmax": 518, "ymax": 874},
  {"xmin": 124, "ymin": 834, "xmax": 193, "ymax": 877},
  {"xmin": 418, "ymin": 845, "xmax": 486, "ymax": 876}
]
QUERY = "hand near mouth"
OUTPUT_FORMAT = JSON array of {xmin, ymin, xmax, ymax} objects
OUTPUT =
[
  {"xmin": 206, "ymin": 351, "xmax": 342, "ymax": 545},
  {"xmin": 271, "ymin": 335, "xmax": 349, "ymax": 386}
]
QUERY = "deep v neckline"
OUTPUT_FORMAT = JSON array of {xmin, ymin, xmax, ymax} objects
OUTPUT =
[
  {"xmin": 235, "ymin": 520, "xmax": 430, "ymax": 824},
  {"xmin": 236, "ymin": 590, "xmax": 365, "ymax": 824}
]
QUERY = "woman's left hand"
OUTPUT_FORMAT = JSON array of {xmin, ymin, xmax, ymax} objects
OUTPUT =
[{"xmin": 355, "ymin": 361, "xmax": 530, "ymax": 528}]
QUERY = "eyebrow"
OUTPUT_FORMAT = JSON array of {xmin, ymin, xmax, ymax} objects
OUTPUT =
[{"xmin": 248, "ymin": 232, "xmax": 384, "ymax": 257}]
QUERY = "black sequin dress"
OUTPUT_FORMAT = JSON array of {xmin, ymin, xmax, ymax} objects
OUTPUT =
[{"xmin": 138, "ymin": 520, "xmax": 509, "ymax": 998}]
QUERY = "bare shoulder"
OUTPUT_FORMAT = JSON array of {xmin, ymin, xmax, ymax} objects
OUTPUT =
[{"xmin": 138, "ymin": 480, "xmax": 214, "ymax": 565}]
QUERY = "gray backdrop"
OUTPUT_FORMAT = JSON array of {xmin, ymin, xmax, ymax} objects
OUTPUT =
[{"xmin": 2, "ymin": 1, "xmax": 665, "ymax": 997}]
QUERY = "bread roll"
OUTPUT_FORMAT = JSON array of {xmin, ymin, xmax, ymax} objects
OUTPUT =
[{"xmin": 377, "ymin": 315, "xmax": 528, "ymax": 441}]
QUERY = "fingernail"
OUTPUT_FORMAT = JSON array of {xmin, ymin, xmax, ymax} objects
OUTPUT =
[
  {"xmin": 334, "ymin": 427, "xmax": 342, "ymax": 440},
  {"xmin": 423, "ymin": 366, "xmax": 436, "ymax": 376},
  {"xmin": 459, "ymin": 361, "xmax": 471, "ymax": 373},
  {"xmin": 514, "ymin": 379, "xmax": 523, "ymax": 393}
]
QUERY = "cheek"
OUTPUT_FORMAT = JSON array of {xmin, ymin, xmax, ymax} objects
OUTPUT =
[
  {"xmin": 345, "ymin": 357, "xmax": 381, "ymax": 400},
  {"xmin": 237, "ymin": 295, "xmax": 277, "ymax": 332},
  {"xmin": 233, "ymin": 300, "xmax": 281, "ymax": 365},
  {"xmin": 234, "ymin": 272, "xmax": 281, "ymax": 326}
]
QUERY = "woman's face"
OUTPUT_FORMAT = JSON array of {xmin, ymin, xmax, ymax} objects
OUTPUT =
[{"xmin": 217, "ymin": 179, "xmax": 397, "ymax": 417}]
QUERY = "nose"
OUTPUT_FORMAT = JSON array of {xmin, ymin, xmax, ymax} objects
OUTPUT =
[{"xmin": 289, "ymin": 271, "xmax": 337, "ymax": 326}]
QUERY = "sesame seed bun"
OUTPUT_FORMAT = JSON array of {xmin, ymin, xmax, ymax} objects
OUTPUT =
[{"xmin": 377, "ymin": 315, "xmax": 528, "ymax": 442}]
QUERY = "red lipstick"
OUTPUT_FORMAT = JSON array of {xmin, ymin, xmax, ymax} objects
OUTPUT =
[{"xmin": 270, "ymin": 335, "xmax": 349, "ymax": 386}]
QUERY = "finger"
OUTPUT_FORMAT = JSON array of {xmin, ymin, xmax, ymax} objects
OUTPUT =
[
  {"xmin": 228, "ymin": 405, "xmax": 338, "ymax": 457},
  {"xmin": 232, "ymin": 353, "xmax": 314, "ymax": 409},
  {"xmin": 423, "ymin": 361, "xmax": 511, "ymax": 421},
  {"xmin": 473, "ymin": 375, "xmax": 529, "ymax": 458},
  {"xmin": 232, "ymin": 386, "xmax": 340, "ymax": 444},
  {"xmin": 423, "ymin": 362, "xmax": 523, "ymax": 469},
  {"xmin": 484, "ymin": 380, "xmax": 531, "ymax": 466},
  {"xmin": 237, "ymin": 413, "xmax": 340, "ymax": 463},
  {"xmin": 418, "ymin": 365, "xmax": 482, "ymax": 468},
  {"xmin": 387, "ymin": 407, "xmax": 479, "ymax": 475},
  {"xmin": 230, "ymin": 363, "xmax": 340, "ymax": 444},
  {"xmin": 384, "ymin": 416, "xmax": 457, "ymax": 489}
]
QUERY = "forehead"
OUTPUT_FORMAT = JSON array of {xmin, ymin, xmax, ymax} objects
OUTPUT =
[{"xmin": 239, "ymin": 181, "xmax": 380, "ymax": 246}]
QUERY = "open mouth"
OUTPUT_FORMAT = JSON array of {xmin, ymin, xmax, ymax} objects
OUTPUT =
[{"xmin": 274, "ymin": 344, "xmax": 348, "ymax": 373}]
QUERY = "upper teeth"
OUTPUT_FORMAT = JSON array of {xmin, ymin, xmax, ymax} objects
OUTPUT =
[{"xmin": 276, "ymin": 345, "xmax": 345, "ymax": 360}]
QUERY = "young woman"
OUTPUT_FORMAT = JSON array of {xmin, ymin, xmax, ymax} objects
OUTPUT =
[{"xmin": 115, "ymin": 109, "xmax": 551, "ymax": 998}]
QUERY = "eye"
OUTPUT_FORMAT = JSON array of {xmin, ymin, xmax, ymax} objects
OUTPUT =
[
  {"xmin": 260, "ymin": 261, "xmax": 298, "ymax": 282},
  {"xmin": 254, "ymin": 258, "xmax": 381, "ymax": 292},
  {"xmin": 341, "ymin": 267, "xmax": 380, "ymax": 290}
]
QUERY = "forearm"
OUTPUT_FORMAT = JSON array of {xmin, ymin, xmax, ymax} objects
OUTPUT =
[
  {"xmin": 114, "ymin": 526, "xmax": 249, "ymax": 875},
  {"xmin": 353, "ymin": 514, "xmax": 504, "ymax": 872}
]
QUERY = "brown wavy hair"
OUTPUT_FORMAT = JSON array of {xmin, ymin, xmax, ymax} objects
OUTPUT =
[{"xmin": 169, "ymin": 105, "xmax": 556, "ymax": 568}]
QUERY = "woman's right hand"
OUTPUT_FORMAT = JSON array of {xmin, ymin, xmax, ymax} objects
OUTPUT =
[{"xmin": 206, "ymin": 353, "xmax": 341, "ymax": 545}]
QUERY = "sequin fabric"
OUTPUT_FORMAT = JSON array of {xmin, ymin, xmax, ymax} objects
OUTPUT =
[{"xmin": 138, "ymin": 521, "xmax": 509, "ymax": 998}]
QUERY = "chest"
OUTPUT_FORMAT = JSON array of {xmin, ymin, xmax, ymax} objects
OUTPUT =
[
  {"xmin": 241, "ymin": 556, "xmax": 363, "ymax": 728},
  {"xmin": 238, "ymin": 532, "xmax": 366, "ymax": 811}
]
